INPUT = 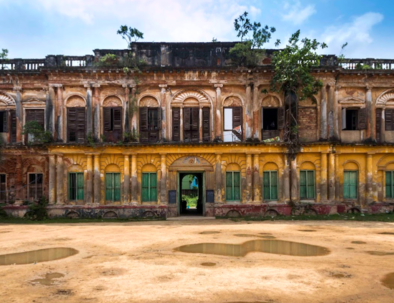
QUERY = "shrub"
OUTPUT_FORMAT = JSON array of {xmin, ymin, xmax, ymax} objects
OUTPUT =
[{"xmin": 25, "ymin": 197, "xmax": 48, "ymax": 221}]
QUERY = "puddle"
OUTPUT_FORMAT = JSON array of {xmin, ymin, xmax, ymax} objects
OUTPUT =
[
  {"xmin": 176, "ymin": 240, "xmax": 330, "ymax": 257},
  {"xmin": 351, "ymin": 241, "xmax": 367, "ymax": 244},
  {"xmin": 234, "ymin": 234, "xmax": 275, "ymax": 239},
  {"xmin": 366, "ymin": 251, "xmax": 394, "ymax": 256},
  {"xmin": 329, "ymin": 272, "xmax": 352, "ymax": 279},
  {"xmin": 379, "ymin": 232, "xmax": 394, "ymax": 235},
  {"xmin": 259, "ymin": 233, "xmax": 272, "ymax": 235},
  {"xmin": 0, "ymin": 231, "xmax": 10, "ymax": 233},
  {"xmin": 0, "ymin": 247, "xmax": 78, "ymax": 265},
  {"xmin": 201, "ymin": 262, "xmax": 216, "ymax": 267},
  {"xmin": 31, "ymin": 272, "xmax": 64, "ymax": 286},
  {"xmin": 381, "ymin": 272, "xmax": 394, "ymax": 289},
  {"xmin": 346, "ymin": 247, "xmax": 355, "ymax": 250},
  {"xmin": 298, "ymin": 230, "xmax": 317, "ymax": 232},
  {"xmin": 200, "ymin": 231, "xmax": 221, "ymax": 235}
]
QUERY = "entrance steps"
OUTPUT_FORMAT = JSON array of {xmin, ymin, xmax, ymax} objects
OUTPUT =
[{"xmin": 167, "ymin": 216, "xmax": 216, "ymax": 221}]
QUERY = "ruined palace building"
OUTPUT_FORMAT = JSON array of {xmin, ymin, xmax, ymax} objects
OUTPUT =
[{"xmin": 1, "ymin": 42, "xmax": 394, "ymax": 218}]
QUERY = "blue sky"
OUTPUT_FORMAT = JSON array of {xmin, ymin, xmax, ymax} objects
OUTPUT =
[{"xmin": 0, "ymin": 0, "xmax": 392, "ymax": 59}]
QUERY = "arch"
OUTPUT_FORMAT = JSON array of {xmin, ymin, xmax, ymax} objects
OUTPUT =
[
  {"xmin": 171, "ymin": 89, "xmax": 212, "ymax": 108},
  {"xmin": 102, "ymin": 95, "xmax": 123, "ymax": 107},
  {"xmin": 142, "ymin": 163, "xmax": 157, "ymax": 172},
  {"xmin": 300, "ymin": 161, "xmax": 316, "ymax": 170},
  {"xmin": 222, "ymin": 154, "xmax": 247, "ymax": 174},
  {"xmin": 265, "ymin": 209, "xmax": 279, "ymax": 217},
  {"xmin": 223, "ymin": 95, "xmax": 244, "ymax": 107},
  {"xmin": 64, "ymin": 155, "xmax": 87, "ymax": 171},
  {"xmin": 376, "ymin": 89, "xmax": 394, "ymax": 105},
  {"xmin": 263, "ymin": 162, "xmax": 279, "ymax": 171},
  {"xmin": 102, "ymin": 211, "xmax": 118, "ymax": 219},
  {"xmin": 65, "ymin": 95, "xmax": 86, "ymax": 107},
  {"xmin": 104, "ymin": 164, "xmax": 121, "ymax": 173},
  {"xmin": 0, "ymin": 91, "xmax": 16, "ymax": 106},
  {"xmin": 137, "ymin": 155, "xmax": 161, "ymax": 173},
  {"xmin": 25, "ymin": 164, "xmax": 44, "ymax": 174},
  {"xmin": 227, "ymin": 163, "xmax": 241, "ymax": 171},
  {"xmin": 166, "ymin": 154, "xmax": 216, "ymax": 167},
  {"xmin": 168, "ymin": 155, "xmax": 214, "ymax": 172},
  {"xmin": 338, "ymin": 96, "xmax": 365, "ymax": 104},
  {"xmin": 100, "ymin": 155, "xmax": 124, "ymax": 174},
  {"xmin": 68, "ymin": 164, "xmax": 84, "ymax": 173},
  {"xmin": 261, "ymin": 95, "xmax": 282, "ymax": 107},
  {"xmin": 343, "ymin": 160, "xmax": 359, "ymax": 170},
  {"xmin": 66, "ymin": 211, "xmax": 80, "ymax": 219},
  {"xmin": 22, "ymin": 98, "xmax": 45, "ymax": 105},
  {"xmin": 138, "ymin": 95, "xmax": 160, "ymax": 107},
  {"xmin": 386, "ymin": 162, "xmax": 394, "ymax": 170},
  {"xmin": 226, "ymin": 210, "xmax": 241, "ymax": 218}
]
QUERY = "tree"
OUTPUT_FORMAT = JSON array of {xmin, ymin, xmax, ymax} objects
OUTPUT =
[
  {"xmin": 117, "ymin": 25, "xmax": 144, "ymax": 48},
  {"xmin": 230, "ymin": 12, "xmax": 279, "ymax": 67},
  {"xmin": 0, "ymin": 49, "xmax": 8, "ymax": 60}
]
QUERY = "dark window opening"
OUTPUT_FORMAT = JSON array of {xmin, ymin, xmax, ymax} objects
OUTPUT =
[
  {"xmin": 223, "ymin": 107, "xmax": 242, "ymax": 142},
  {"xmin": 0, "ymin": 174, "xmax": 6, "ymax": 202},
  {"xmin": 29, "ymin": 173, "xmax": 43, "ymax": 201},
  {"xmin": 0, "ymin": 111, "xmax": 7, "ymax": 132},
  {"xmin": 140, "ymin": 107, "xmax": 160, "ymax": 143},
  {"xmin": 183, "ymin": 107, "xmax": 199, "ymax": 143},
  {"xmin": 262, "ymin": 108, "xmax": 278, "ymax": 130},
  {"xmin": 342, "ymin": 108, "xmax": 366, "ymax": 131},
  {"xmin": 346, "ymin": 109, "xmax": 358, "ymax": 130},
  {"xmin": 67, "ymin": 108, "xmax": 86, "ymax": 143},
  {"xmin": 103, "ymin": 107, "xmax": 122, "ymax": 142}
]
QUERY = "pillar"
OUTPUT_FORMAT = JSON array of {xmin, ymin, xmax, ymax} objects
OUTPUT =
[
  {"xmin": 180, "ymin": 106, "xmax": 184, "ymax": 141},
  {"xmin": 245, "ymin": 84, "xmax": 252, "ymax": 139},
  {"xmin": 252, "ymin": 84, "xmax": 260, "ymax": 140},
  {"xmin": 93, "ymin": 84, "xmax": 100, "ymax": 140},
  {"xmin": 366, "ymin": 86, "xmax": 375, "ymax": 140},
  {"xmin": 246, "ymin": 154, "xmax": 252, "ymax": 203},
  {"xmin": 320, "ymin": 86, "xmax": 327, "ymax": 140},
  {"xmin": 328, "ymin": 152, "xmax": 336, "ymax": 201},
  {"xmin": 86, "ymin": 154, "xmax": 93, "ymax": 204},
  {"xmin": 328, "ymin": 83, "xmax": 335, "ymax": 140},
  {"xmin": 85, "ymin": 84, "xmax": 93, "ymax": 136},
  {"xmin": 214, "ymin": 84, "xmax": 222, "ymax": 140},
  {"xmin": 320, "ymin": 152, "xmax": 328, "ymax": 202},
  {"xmin": 123, "ymin": 154, "xmax": 130, "ymax": 204},
  {"xmin": 333, "ymin": 85, "xmax": 339, "ymax": 139},
  {"xmin": 253, "ymin": 154, "xmax": 261, "ymax": 202},
  {"xmin": 335, "ymin": 154, "xmax": 340, "ymax": 200},
  {"xmin": 290, "ymin": 156, "xmax": 298, "ymax": 202},
  {"xmin": 160, "ymin": 154, "xmax": 167, "ymax": 204},
  {"xmin": 56, "ymin": 154, "xmax": 64, "ymax": 205},
  {"xmin": 14, "ymin": 87, "xmax": 22, "ymax": 143},
  {"xmin": 45, "ymin": 86, "xmax": 55, "ymax": 134},
  {"xmin": 199, "ymin": 107, "xmax": 203, "ymax": 142},
  {"xmin": 131, "ymin": 154, "xmax": 138, "ymax": 204},
  {"xmin": 131, "ymin": 86, "xmax": 137, "ymax": 135},
  {"xmin": 123, "ymin": 84, "xmax": 130, "ymax": 135},
  {"xmin": 283, "ymin": 154, "xmax": 290, "ymax": 203},
  {"xmin": 366, "ymin": 154, "xmax": 373, "ymax": 203},
  {"xmin": 55, "ymin": 85, "xmax": 63, "ymax": 141},
  {"xmin": 49, "ymin": 155, "xmax": 56, "ymax": 204},
  {"xmin": 93, "ymin": 154, "xmax": 100, "ymax": 204},
  {"xmin": 215, "ymin": 154, "xmax": 222, "ymax": 203},
  {"xmin": 160, "ymin": 84, "xmax": 167, "ymax": 141}
]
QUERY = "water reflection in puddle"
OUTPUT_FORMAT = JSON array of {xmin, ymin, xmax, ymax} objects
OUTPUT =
[
  {"xmin": 0, "ymin": 248, "xmax": 78, "ymax": 265},
  {"xmin": 381, "ymin": 272, "xmax": 394, "ymax": 289},
  {"xmin": 366, "ymin": 251, "xmax": 394, "ymax": 256},
  {"xmin": 31, "ymin": 272, "xmax": 64, "ymax": 286},
  {"xmin": 176, "ymin": 240, "xmax": 330, "ymax": 257},
  {"xmin": 234, "ymin": 234, "xmax": 275, "ymax": 239}
]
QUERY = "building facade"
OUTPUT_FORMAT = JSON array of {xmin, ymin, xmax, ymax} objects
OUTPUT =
[{"xmin": 1, "ymin": 42, "xmax": 394, "ymax": 218}]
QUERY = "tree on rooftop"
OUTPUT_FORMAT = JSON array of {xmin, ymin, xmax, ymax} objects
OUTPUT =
[
  {"xmin": 0, "ymin": 49, "xmax": 8, "ymax": 60},
  {"xmin": 230, "ymin": 12, "xmax": 279, "ymax": 67}
]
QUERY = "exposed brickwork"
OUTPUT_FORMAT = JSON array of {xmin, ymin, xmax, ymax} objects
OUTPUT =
[{"xmin": 298, "ymin": 107, "xmax": 317, "ymax": 142}]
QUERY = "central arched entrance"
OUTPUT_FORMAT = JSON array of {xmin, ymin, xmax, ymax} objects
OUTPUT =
[{"xmin": 179, "ymin": 172, "xmax": 203, "ymax": 215}]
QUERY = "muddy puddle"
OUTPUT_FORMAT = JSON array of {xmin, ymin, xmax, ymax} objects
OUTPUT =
[
  {"xmin": 234, "ymin": 234, "xmax": 276, "ymax": 239},
  {"xmin": 366, "ymin": 251, "xmax": 394, "ymax": 256},
  {"xmin": 176, "ymin": 240, "xmax": 330, "ymax": 257},
  {"xmin": 31, "ymin": 272, "xmax": 64, "ymax": 286},
  {"xmin": 0, "ymin": 248, "xmax": 78, "ymax": 265},
  {"xmin": 379, "ymin": 232, "xmax": 394, "ymax": 235},
  {"xmin": 299, "ymin": 230, "xmax": 317, "ymax": 232},
  {"xmin": 201, "ymin": 262, "xmax": 216, "ymax": 267},
  {"xmin": 200, "ymin": 231, "xmax": 221, "ymax": 235},
  {"xmin": 351, "ymin": 241, "xmax": 367, "ymax": 244},
  {"xmin": 381, "ymin": 272, "xmax": 394, "ymax": 289}
]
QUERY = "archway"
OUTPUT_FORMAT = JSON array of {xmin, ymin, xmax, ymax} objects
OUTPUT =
[{"xmin": 179, "ymin": 172, "xmax": 203, "ymax": 216}]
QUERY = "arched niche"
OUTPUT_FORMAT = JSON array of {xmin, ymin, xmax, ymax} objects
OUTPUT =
[
  {"xmin": 376, "ymin": 89, "xmax": 394, "ymax": 106},
  {"xmin": 343, "ymin": 161, "xmax": 359, "ymax": 170},
  {"xmin": 172, "ymin": 90, "xmax": 211, "ymax": 108},
  {"xmin": 0, "ymin": 92, "xmax": 16, "ymax": 107},
  {"xmin": 264, "ymin": 162, "xmax": 278, "ymax": 171},
  {"xmin": 105, "ymin": 164, "xmax": 121, "ymax": 173},
  {"xmin": 68, "ymin": 164, "xmax": 84, "ymax": 173},
  {"xmin": 184, "ymin": 98, "xmax": 199, "ymax": 107},
  {"xmin": 169, "ymin": 156, "xmax": 213, "ymax": 172},
  {"xmin": 66, "ymin": 95, "xmax": 86, "ymax": 107},
  {"xmin": 103, "ymin": 96, "xmax": 122, "ymax": 107},
  {"xmin": 139, "ymin": 96, "xmax": 159, "ymax": 107},
  {"xmin": 142, "ymin": 164, "xmax": 157, "ymax": 172},
  {"xmin": 227, "ymin": 163, "xmax": 241, "ymax": 171},
  {"xmin": 300, "ymin": 161, "xmax": 315, "ymax": 170},
  {"xmin": 262, "ymin": 95, "xmax": 281, "ymax": 107},
  {"xmin": 223, "ymin": 96, "xmax": 242, "ymax": 107}
]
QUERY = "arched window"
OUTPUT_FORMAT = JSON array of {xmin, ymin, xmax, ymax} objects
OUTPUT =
[
  {"xmin": 300, "ymin": 162, "xmax": 316, "ymax": 200},
  {"xmin": 223, "ymin": 96, "xmax": 242, "ymax": 142},
  {"xmin": 343, "ymin": 162, "xmax": 358, "ymax": 199},
  {"xmin": 261, "ymin": 95, "xmax": 284, "ymax": 141},
  {"xmin": 105, "ymin": 164, "xmax": 121, "ymax": 202},
  {"xmin": 102, "ymin": 96, "xmax": 123, "ymax": 143},
  {"xmin": 66, "ymin": 96, "xmax": 86, "ymax": 143},
  {"xmin": 141, "ymin": 164, "xmax": 157, "ymax": 202},
  {"xmin": 263, "ymin": 163, "xmax": 278, "ymax": 200},
  {"xmin": 226, "ymin": 163, "xmax": 241, "ymax": 201},
  {"xmin": 139, "ymin": 96, "xmax": 160, "ymax": 143}
]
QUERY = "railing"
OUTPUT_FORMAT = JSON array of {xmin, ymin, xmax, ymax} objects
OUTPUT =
[{"xmin": 338, "ymin": 59, "xmax": 394, "ymax": 70}]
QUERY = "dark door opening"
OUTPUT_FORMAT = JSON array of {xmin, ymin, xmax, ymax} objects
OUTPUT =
[{"xmin": 179, "ymin": 173, "xmax": 203, "ymax": 216}]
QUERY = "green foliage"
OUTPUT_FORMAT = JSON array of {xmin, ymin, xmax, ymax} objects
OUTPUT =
[
  {"xmin": 25, "ymin": 197, "xmax": 48, "ymax": 221},
  {"xmin": 230, "ymin": 11, "xmax": 279, "ymax": 67},
  {"xmin": 0, "ymin": 49, "xmax": 8, "ymax": 60},
  {"xmin": 22, "ymin": 121, "xmax": 52, "ymax": 144},
  {"xmin": 269, "ymin": 30, "xmax": 327, "ymax": 101},
  {"xmin": 212, "ymin": 37, "xmax": 217, "ymax": 42},
  {"xmin": 97, "ymin": 53, "xmax": 118, "ymax": 66},
  {"xmin": 87, "ymin": 132, "xmax": 96, "ymax": 147},
  {"xmin": 117, "ymin": 25, "xmax": 144, "ymax": 47},
  {"xmin": 0, "ymin": 204, "xmax": 7, "ymax": 218}
]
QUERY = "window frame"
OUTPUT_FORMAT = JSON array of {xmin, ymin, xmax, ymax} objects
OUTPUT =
[
  {"xmin": 28, "ymin": 173, "xmax": 43, "ymax": 201},
  {"xmin": 105, "ymin": 173, "xmax": 121, "ymax": 202},
  {"xmin": 225, "ymin": 171, "xmax": 241, "ymax": 202},
  {"xmin": 300, "ymin": 170, "xmax": 315, "ymax": 200},
  {"xmin": 0, "ymin": 174, "xmax": 6, "ymax": 203},
  {"xmin": 141, "ymin": 172, "xmax": 157, "ymax": 202},
  {"xmin": 263, "ymin": 170, "xmax": 278, "ymax": 201},
  {"xmin": 343, "ymin": 170, "xmax": 358, "ymax": 200},
  {"xmin": 223, "ymin": 107, "xmax": 242, "ymax": 142},
  {"xmin": 68, "ymin": 172, "xmax": 84, "ymax": 201}
]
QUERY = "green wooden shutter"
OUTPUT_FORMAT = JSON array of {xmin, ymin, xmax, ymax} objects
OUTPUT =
[
  {"xmin": 300, "ymin": 171, "xmax": 306, "ymax": 199},
  {"xmin": 142, "ymin": 173, "xmax": 149, "ymax": 202},
  {"xmin": 349, "ymin": 171, "xmax": 357, "ymax": 199},
  {"xmin": 233, "ymin": 172, "xmax": 241, "ymax": 201},
  {"xmin": 263, "ymin": 171, "xmax": 270, "ymax": 200},
  {"xmin": 105, "ymin": 173, "xmax": 113, "ymax": 201},
  {"xmin": 68, "ymin": 173, "xmax": 73, "ymax": 200},
  {"xmin": 271, "ymin": 171, "xmax": 278, "ymax": 200},
  {"xmin": 386, "ymin": 171, "xmax": 392, "ymax": 198},
  {"xmin": 150, "ymin": 173, "xmax": 157, "ymax": 201},
  {"xmin": 344, "ymin": 171, "xmax": 358, "ymax": 199},
  {"xmin": 77, "ymin": 173, "xmax": 84, "ymax": 200},
  {"xmin": 307, "ymin": 171, "xmax": 315, "ymax": 199},
  {"xmin": 226, "ymin": 172, "xmax": 232, "ymax": 201},
  {"xmin": 114, "ymin": 173, "xmax": 121, "ymax": 201}
]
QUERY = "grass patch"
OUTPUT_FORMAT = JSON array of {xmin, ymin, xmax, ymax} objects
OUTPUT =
[
  {"xmin": 182, "ymin": 195, "xmax": 198, "ymax": 208},
  {"xmin": 0, "ymin": 217, "xmax": 166, "ymax": 224}
]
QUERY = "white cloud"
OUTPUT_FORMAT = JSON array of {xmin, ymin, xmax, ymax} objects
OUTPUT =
[
  {"xmin": 282, "ymin": 1, "xmax": 316, "ymax": 25},
  {"xmin": 321, "ymin": 12, "xmax": 384, "ymax": 56}
]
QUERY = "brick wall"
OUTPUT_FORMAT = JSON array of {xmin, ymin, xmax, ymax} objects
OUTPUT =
[{"xmin": 298, "ymin": 107, "xmax": 317, "ymax": 142}]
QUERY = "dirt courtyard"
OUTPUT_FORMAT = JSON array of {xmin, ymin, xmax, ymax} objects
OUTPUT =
[{"xmin": 1, "ymin": 219, "xmax": 394, "ymax": 303}]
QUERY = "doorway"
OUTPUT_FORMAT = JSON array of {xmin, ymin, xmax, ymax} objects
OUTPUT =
[{"xmin": 179, "ymin": 172, "xmax": 204, "ymax": 216}]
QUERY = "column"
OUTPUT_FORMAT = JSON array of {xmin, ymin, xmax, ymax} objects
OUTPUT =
[
  {"xmin": 320, "ymin": 152, "xmax": 328, "ymax": 202},
  {"xmin": 160, "ymin": 154, "xmax": 167, "ymax": 204},
  {"xmin": 283, "ymin": 154, "xmax": 290, "ymax": 203},
  {"xmin": 131, "ymin": 154, "xmax": 138, "ymax": 204},
  {"xmin": 246, "ymin": 154, "xmax": 252, "ymax": 203},
  {"xmin": 93, "ymin": 84, "xmax": 100, "ymax": 140},
  {"xmin": 253, "ymin": 154, "xmax": 261, "ymax": 202},
  {"xmin": 45, "ymin": 86, "xmax": 55, "ymax": 134},
  {"xmin": 245, "ymin": 84, "xmax": 252, "ymax": 139},
  {"xmin": 214, "ymin": 84, "xmax": 222, "ymax": 140},
  {"xmin": 86, "ymin": 154, "xmax": 93, "ymax": 204},
  {"xmin": 56, "ymin": 154, "xmax": 64, "ymax": 204},
  {"xmin": 366, "ymin": 86, "xmax": 375, "ymax": 140},
  {"xmin": 328, "ymin": 152, "xmax": 336, "ymax": 201},
  {"xmin": 333, "ymin": 85, "xmax": 339, "ymax": 139},
  {"xmin": 335, "ymin": 154, "xmax": 340, "ymax": 200},
  {"xmin": 327, "ymin": 83, "xmax": 335, "ymax": 139},
  {"xmin": 215, "ymin": 154, "xmax": 222, "ymax": 203},
  {"xmin": 123, "ymin": 154, "xmax": 130, "ymax": 204},
  {"xmin": 160, "ymin": 84, "xmax": 167, "ymax": 141},
  {"xmin": 366, "ymin": 154, "xmax": 373, "ymax": 203},
  {"xmin": 93, "ymin": 154, "xmax": 100, "ymax": 204},
  {"xmin": 199, "ymin": 107, "xmax": 203, "ymax": 142},
  {"xmin": 123, "ymin": 84, "xmax": 130, "ymax": 135},
  {"xmin": 14, "ymin": 87, "xmax": 22, "ymax": 143},
  {"xmin": 320, "ymin": 86, "xmax": 327, "ymax": 140},
  {"xmin": 84, "ymin": 84, "xmax": 93, "ymax": 136},
  {"xmin": 252, "ymin": 84, "xmax": 259, "ymax": 140},
  {"xmin": 131, "ymin": 86, "xmax": 137, "ymax": 134},
  {"xmin": 55, "ymin": 85, "xmax": 63, "ymax": 141},
  {"xmin": 49, "ymin": 155, "xmax": 56, "ymax": 204},
  {"xmin": 180, "ymin": 106, "xmax": 184, "ymax": 141},
  {"xmin": 290, "ymin": 156, "xmax": 298, "ymax": 203}
]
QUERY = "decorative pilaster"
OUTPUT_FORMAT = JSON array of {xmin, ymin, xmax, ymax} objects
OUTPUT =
[
  {"xmin": 215, "ymin": 154, "xmax": 222, "ymax": 203},
  {"xmin": 123, "ymin": 84, "xmax": 130, "ymax": 135},
  {"xmin": 253, "ymin": 154, "xmax": 261, "ymax": 202},
  {"xmin": 214, "ymin": 84, "xmax": 223, "ymax": 140},
  {"xmin": 283, "ymin": 154, "xmax": 290, "ymax": 203},
  {"xmin": 131, "ymin": 154, "xmax": 138, "ymax": 204},
  {"xmin": 366, "ymin": 86, "xmax": 375, "ymax": 140},
  {"xmin": 245, "ymin": 84, "xmax": 252, "ymax": 140},
  {"xmin": 366, "ymin": 153, "xmax": 373, "ymax": 203},
  {"xmin": 86, "ymin": 154, "xmax": 93, "ymax": 204},
  {"xmin": 246, "ymin": 154, "xmax": 252, "ymax": 203},
  {"xmin": 123, "ymin": 154, "xmax": 130, "ymax": 204},
  {"xmin": 49, "ymin": 155, "xmax": 56, "ymax": 205},
  {"xmin": 131, "ymin": 86, "xmax": 137, "ymax": 135},
  {"xmin": 252, "ymin": 84, "xmax": 259, "ymax": 140},
  {"xmin": 320, "ymin": 86, "xmax": 327, "ymax": 140},
  {"xmin": 290, "ymin": 156, "xmax": 298, "ymax": 203},
  {"xmin": 199, "ymin": 106, "xmax": 203, "ymax": 142},
  {"xmin": 328, "ymin": 152, "xmax": 336, "ymax": 201},
  {"xmin": 56, "ymin": 154, "xmax": 64, "ymax": 205},
  {"xmin": 84, "ymin": 84, "xmax": 93, "ymax": 136},
  {"xmin": 180, "ymin": 106, "xmax": 184, "ymax": 142},
  {"xmin": 159, "ymin": 84, "xmax": 167, "ymax": 141},
  {"xmin": 160, "ymin": 154, "xmax": 167, "ymax": 204},
  {"xmin": 327, "ymin": 82, "xmax": 335, "ymax": 139},
  {"xmin": 320, "ymin": 152, "xmax": 328, "ymax": 202},
  {"xmin": 13, "ymin": 86, "xmax": 22, "ymax": 143},
  {"xmin": 50, "ymin": 84, "xmax": 64, "ymax": 141},
  {"xmin": 93, "ymin": 154, "xmax": 100, "ymax": 204},
  {"xmin": 93, "ymin": 84, "xmax": 101, "ymax": 140}
]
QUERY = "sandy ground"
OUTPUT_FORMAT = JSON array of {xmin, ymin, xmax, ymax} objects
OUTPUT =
[{"xmin": 1, "ymin": 219, "xmax": 394, "ymax": 303}]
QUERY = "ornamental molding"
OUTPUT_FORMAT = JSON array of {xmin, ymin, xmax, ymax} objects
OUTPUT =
[
  {"xmin": 338, "ymin": 96, "xmax": 365, "ymax": 104},
  {"xmin": 171, "ymin": 90, "xmax": 211, "ymax": 107},
  {"xmin": 0, "ymin": 91, "xmax": 16, "ymax": 106},
  {"xmin": 376, "ymin": 89, "xmax": 394, "ymax": 105}
]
